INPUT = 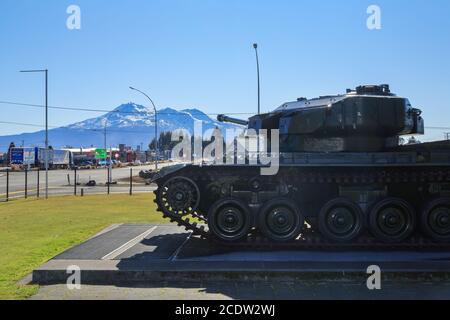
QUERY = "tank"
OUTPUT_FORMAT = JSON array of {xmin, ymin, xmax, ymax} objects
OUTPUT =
[{"xmin": 151, "ymin": 85, "xmax": 450, "ymax": 247}]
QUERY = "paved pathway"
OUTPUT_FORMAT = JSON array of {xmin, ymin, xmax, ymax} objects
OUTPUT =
[{"xmin": 30, "ymin": 279, "xmax": 450, "ymax": 300}]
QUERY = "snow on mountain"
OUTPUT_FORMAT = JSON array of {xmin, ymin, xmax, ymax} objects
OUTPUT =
[
  {"xmin": 0, "ymin": 103, "xmax": 245, "ymax": 151},
  {"xmin": 68, "ymin": 103, "xmax": 241, "ymax": 133},
  {"xmin": 68, "ymin": 103, "xmax": 156, "ymax": 129}
]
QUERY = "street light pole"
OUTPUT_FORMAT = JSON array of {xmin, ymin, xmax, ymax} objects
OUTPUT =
[
  {"xmin": 103, "ymin": 119, "xmax": 110, "ymax": 185},
  {"xmin": 129, "ymin": 87, "xmax": 158, "ymax": 170},
  {"xmin": 253, "ymin": 43, "xmax": 261, "ymax": 115},
  {"xmin": 104, "ymin": 120, "xmax": 107, "ymax": 154},
  {"xmin": 21, "ymin": 69, "xmax": 49, "ymax": 199}
]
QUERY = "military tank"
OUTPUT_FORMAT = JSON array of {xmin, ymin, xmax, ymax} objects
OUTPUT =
[{"xmin": 151, "ymin": 85, "xmax": 450, "ymax": 247}]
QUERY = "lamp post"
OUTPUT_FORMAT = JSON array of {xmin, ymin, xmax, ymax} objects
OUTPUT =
[
  {"xmin": 102, "ymin": 119, "xmax": 111, "ymax": 186},
  {"xmin": 20, "ymin": 69, "xmax": 49, "ymax": 199},
  {"xmin": 253, "ymin": 43, "xmax": 261, "ymax": 115},
  {"xmin": 129, "ymin": 87, "xmax": 158, "ymax": 170}
]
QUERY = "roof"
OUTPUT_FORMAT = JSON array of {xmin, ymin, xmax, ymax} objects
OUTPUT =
[{"xmin": 62, "ymin": 147, "xmax": 120, "ymax": 153}]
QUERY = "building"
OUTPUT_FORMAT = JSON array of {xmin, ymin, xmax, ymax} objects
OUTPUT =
[{"xmin": 62, "ymin": 147, "xmax": 120, "ymax": 165}]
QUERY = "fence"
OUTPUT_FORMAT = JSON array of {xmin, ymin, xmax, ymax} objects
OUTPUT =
[{"xmin": 0, "ymin": 166, "xmax": 145, "ymax": 202}]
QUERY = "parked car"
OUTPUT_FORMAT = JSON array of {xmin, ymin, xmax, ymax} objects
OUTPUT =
[{"xmin": 97, "ymin": 160, "xmax": 111, "ymax": 167}]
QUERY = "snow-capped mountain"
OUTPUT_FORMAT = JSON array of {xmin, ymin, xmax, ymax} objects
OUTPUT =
[{"xmin": 0, "ymin": 103, "xmax": 245, "ymax": 151}]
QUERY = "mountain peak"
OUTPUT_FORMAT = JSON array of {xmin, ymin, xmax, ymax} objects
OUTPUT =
[
  {"xmin": 158, "ymin": 107, "xmax": 179, "ymax": 114},
  {"xmin": 0, "ymin": 103, "xmax": 243, "ymax": 151},
  {"xmin": 180, "ymin": 108, "xmax": 212, "ymax": 122},
  {"xmin": 181, "ymin": 108, "xmax": 207, "ymax": 115},
  {"xmin": 113, "ymin": 102, "xmax": 151, "ymax": 114}
]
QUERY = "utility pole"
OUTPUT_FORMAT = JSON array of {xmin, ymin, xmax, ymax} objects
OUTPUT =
[
  {"xmin": 109, "ymin": 146, "xmax": 112, "ymax": 187},
  {"xmin": 445, "ymin": 132, "xmax": 450, "ymax": 140},
  {"xmin": 103, "ymin": 120, "xmax": 107, "ymax": 154},
  {"xmin": 253, "ymin": 43, "xmax": 261, "ymax": 115},
  {"xmin": 20, "ymin": 69, "xmax": 49, "ymax": 199},
  {"xmin": 103, "ymin": 119, "xmax": 109, "ymax": 185}
]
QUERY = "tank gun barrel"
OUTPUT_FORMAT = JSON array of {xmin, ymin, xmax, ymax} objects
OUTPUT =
[{"xmin": 217, "ymin": 114, "xmax": 249, "ymax": 126}]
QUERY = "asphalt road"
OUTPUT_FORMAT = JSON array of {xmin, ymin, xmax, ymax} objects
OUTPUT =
[{"xmin": 0, "ymin": 164, "xmax": 172, "ymax": 200}]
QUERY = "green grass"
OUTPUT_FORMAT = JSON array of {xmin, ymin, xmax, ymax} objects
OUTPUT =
[{"xmin": 0, "ymin": 193, "xmax": 166, "ymax": 300}]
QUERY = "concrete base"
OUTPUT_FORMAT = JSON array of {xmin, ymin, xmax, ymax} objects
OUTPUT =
[{"xmin": 33, "ymin": 224, "xmax": 450, "ymax": 285}]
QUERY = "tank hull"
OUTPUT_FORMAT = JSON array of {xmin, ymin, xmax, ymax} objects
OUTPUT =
[{"xmin": 152, "ymin": 141, "xmax": 450, "ymax": 246}]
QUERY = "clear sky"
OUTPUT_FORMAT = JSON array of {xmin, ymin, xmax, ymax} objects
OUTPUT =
[{"xmin": 0, "ymin": 0, "xmax": 449, "ymax": 143}]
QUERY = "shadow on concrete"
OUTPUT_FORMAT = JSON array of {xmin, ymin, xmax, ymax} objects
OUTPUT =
[
  {"xmin": 113, "ymin": 233, "xmax": 450, "ymax": 300},
  {"xmin": 102, "ymin": 278, "xmax": 450, "ymax": 300},
  {"xmin": 33, "ymin": 224, "xmax": 450, "ymax": 299}
]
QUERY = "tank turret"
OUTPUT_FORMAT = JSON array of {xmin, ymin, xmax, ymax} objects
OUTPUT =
[{"xmin": 218, "ymin": 85, "xmax": 424, "ymax": 152}]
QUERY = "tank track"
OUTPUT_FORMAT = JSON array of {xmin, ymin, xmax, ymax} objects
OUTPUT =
[{"xmin": 153, "ymin": 166, "xmax": 450, "ymax": 250}]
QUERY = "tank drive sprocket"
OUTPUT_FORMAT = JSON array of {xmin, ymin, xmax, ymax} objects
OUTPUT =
[{"xmin": 157, "ymin": 176, "xmax": 200, "ymax": 219}]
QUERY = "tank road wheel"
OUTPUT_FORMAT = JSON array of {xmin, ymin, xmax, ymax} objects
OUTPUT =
[
  {"xmin": 259, "ymin": 198, "xmax": 304, "ymax": 242},
  {"xmin": 208, "ymin": 198, "xmax": 252, "ymax": 242},
  {"xmin": 369, "ymin": 198, "xmax": 416, "ymax": 243},
  {"xmin": 421, "ymin": 198, "xmax": 450, "ymax": 242},
  {"xmin": 158, "ymin": 176, "xmax": 200, "ymax": 219},
  {"xmin": 318, "ymin": 198, "xmax": 364, "ymax": 243}
]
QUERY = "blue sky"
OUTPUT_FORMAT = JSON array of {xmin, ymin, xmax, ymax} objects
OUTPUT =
[{"xmin": 0, "ymin": 0, "xmax": 449, "ymax": 143}]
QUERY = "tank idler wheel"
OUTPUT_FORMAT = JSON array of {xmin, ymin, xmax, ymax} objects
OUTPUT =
[
  {"xmin": 258, "ymin": 198, "xmax": 304, "ymax": 242},
  {"xmin": 318, "ymin": 198, "xmax": 364, "ymax": 243},
  {"xmin": 208, "ymin": 198, "xmax": 252, "ymax": 242},
  {"xmin": 368, "ymin": 198, "xmax": 416, "ymax": 243},
  {"xmin": 158, "ymin": 176, "xmax": 200, "ymax": 218},
  {"xmin": 421, "ymin": 198, "xmax": 450, "ymax": 242}
]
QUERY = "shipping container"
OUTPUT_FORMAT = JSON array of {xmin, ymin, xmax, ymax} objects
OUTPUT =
[{"xmin": 9, "ymin": 147, "xmax": 73, "ymax": 169}]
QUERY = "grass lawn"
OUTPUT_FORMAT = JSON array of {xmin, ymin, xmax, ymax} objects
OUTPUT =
[{"xmin": 0, "ymin": 193, "xmax": 166, "ymax": 300}]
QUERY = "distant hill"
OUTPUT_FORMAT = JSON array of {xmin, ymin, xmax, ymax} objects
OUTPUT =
[{"xmin": 0, "ymin": 103, "xmax": 244, "ymax": 151}]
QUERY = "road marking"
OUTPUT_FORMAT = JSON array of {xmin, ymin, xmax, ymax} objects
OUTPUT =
[{"xmin": 101, "ymin": 226, "xmax": 157, "ymax": 260}]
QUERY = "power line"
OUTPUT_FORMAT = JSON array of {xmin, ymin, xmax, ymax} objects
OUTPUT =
[
  {"xmin": 0, "ymin": 120, "xmax": 157, "ymax": 134},
  {"xmin": 427, "ymin": 126, "xmax": 450, "ymax": 130},
  {"xmin": 0, "ymin": 100, "xmax": 256, "ymax": 116},
  {"xmin": 1, "ymin": 101, "xmax": 450, "ymax": 134},
  {"xmin": 1, "ymin": 100, "xmax": 450, "ymax": 129},
  {"xmin": 0, "ymin": 120, "xmax": 54, "ymax": 128},
  {"xmin": 2, "ymin": 120, "xmax": 450, "ymax": 132}
]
